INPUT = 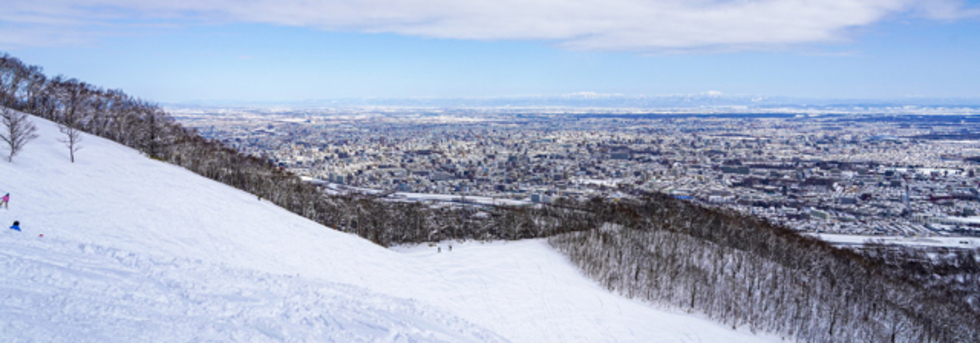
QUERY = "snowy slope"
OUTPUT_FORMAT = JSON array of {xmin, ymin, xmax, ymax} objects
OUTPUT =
[
  {"xmin": 0, "ymin": 113, "xmax": 779, "ymax": 342},
  {"xmin": 0, "ymin": 235, "xmax": 504, "ymax": 342}
]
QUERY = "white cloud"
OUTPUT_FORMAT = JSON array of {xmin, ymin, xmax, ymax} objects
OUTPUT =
[
  {"xmin": 907, "ymin": 0, "xmax": 980, "ymax": 20},
  {"xmin": 2, "ymin": 0, "xmax": 977, "ymax": 52}
]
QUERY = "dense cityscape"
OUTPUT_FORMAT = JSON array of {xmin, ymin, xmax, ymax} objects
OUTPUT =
[{"xmin": 172, "ymin": 107, "xmax": 980, "ymax": 238}]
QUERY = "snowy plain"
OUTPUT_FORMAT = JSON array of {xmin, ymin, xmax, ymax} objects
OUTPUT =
[
  {"xmin": 0, "ymin": 113, "xmax": 779, "ymax": 342},
  {"xmin": 809, "ymin": 233, "xmax": 980, "ymax": 248}
]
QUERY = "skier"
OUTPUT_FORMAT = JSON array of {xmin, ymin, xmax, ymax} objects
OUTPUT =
[
  {"xmin": 0, "ymin": 193, "xmax": 8, "ymax": 209},
  {"xmin": 9, "ymin": 221, "xmax": 20, "ymax": 231}
]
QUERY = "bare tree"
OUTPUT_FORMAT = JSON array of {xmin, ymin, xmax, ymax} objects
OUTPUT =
[
  {"xmin": 0, "ymin": 54, "xmax": 26, "ymax": 107},
  {"xmin": 59, "ymin": 122, "xmax": 82, "ymax": 163},
  {"xmin": 56, "ymin": 79, "xmax": 86, "ymax": 162},
  {"xmin": 19, "ymin": 66, "xmax": 46, "ymax": 114},
  {"xmin": 0, "ymin": 107, "xmax": 38, "ymax": 162}
]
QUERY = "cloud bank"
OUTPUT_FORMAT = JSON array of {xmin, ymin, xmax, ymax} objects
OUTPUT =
[{"xmin": 3, "ymin": 0, "xmax": 978, "ymax": 52}]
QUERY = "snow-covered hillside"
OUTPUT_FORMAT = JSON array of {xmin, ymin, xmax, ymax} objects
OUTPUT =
[{"xmin": 0, "ymin": 113, "xmax": 778, "ymax": 342}]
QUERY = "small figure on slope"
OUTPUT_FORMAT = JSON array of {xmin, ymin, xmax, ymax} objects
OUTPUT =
[
  {"xmin": 0, "ymin": 193, "xmax": 8, "ymax": 209},
  {"xmin": 9, "ymin": 220, "xmax": 21, "ymax": 231}
]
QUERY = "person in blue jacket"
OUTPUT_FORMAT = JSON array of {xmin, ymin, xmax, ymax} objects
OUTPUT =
[{"xmin": 9, "ymin": 221, "xmax": 20, "ymax": 231}]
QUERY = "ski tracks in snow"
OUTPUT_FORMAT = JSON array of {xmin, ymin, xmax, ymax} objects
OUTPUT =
[{"xmin": 0, "ymin": 232, "xmax": 508, "ymax": 343}]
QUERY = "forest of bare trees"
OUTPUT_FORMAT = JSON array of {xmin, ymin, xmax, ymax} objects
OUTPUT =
[
  {"xmin": 2, "ymin": 52, "xmax": 977, "ymax": 342},
  {"xmin": 862, "ymin": 243, "xmax": 980, "ymax": 313},
  {"xmin": 549, "ymin": 195, "xmax": 979, "ymax": 342}
]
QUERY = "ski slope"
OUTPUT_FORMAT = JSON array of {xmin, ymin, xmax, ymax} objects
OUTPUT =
[
  {"xmin": 0, "ymin": 234, "xmax": 503, "ymax": 342},
  {"xmin": 0, "ymin": 113, "xmax": 779, "ymax": 342}
]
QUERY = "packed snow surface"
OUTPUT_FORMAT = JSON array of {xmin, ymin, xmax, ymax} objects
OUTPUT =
[{"xmin": 0, "ymin": 113, "xmax": 778, "ymax": 342}]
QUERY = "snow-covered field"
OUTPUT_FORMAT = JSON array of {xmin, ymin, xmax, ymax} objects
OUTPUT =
[
  {"xmin": 307, "ymin": 179, "xmax": 534, "ymax": 206},
  {"xmin": 0, "ymin": 113, "xmax": 778, "ymax": 342},
  {"xmin": 810, "ymin": 233, "xmax": 980, "ymax": 248}
]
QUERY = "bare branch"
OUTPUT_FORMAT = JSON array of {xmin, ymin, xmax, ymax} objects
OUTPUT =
[{"xmin": 0, "ymin": 107, "xmax": 39, "ymax": 162}]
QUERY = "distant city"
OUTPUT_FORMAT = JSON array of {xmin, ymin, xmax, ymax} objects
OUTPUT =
[{"xmin": 171, "ymin": 107, "xmax": 980, "ymax": 238}]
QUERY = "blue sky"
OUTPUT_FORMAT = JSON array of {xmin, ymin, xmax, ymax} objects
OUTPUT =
[{"xmin": 2, "ymin": 0, "xmax": 979, "ymax": 103}]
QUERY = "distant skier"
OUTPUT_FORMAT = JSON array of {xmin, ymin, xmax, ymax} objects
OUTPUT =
[
  {"xmin": 9, "ymin": 221, "xmax": 20, "ymax": 231},
  {"xmin": 0, "ymin": 193, "xmax": 8, "ymax": 209}
]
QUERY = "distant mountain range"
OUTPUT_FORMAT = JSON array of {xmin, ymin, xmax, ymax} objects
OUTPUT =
[{"xmin": 167, "ymin": 92, "xmax": 980, "ymax": 110}]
